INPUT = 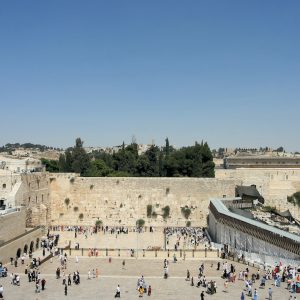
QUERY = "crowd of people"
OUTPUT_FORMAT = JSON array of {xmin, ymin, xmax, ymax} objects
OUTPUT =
[{"xmin": 165, "ymin": 227, "xmax": 209, "ymax": 250}]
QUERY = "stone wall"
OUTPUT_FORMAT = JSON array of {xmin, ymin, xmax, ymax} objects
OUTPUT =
[
  {"xmin": 49, "ymin": 174, "xmax": 239, "ymax": 227},
  {"xmin": 216, "ymin": 168, "xmax": 300, "ymax": 219},
  {"xmin": 20, "ymin": 173, "xmax": 51, "ymax": 227}
]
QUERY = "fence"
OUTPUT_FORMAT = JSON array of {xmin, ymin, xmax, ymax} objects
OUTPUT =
[{"xmin": 66, "ymin": 247, "xmax": 219, "ymax": 259}]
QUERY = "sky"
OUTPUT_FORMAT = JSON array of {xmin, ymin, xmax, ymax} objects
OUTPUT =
[{"xmin": 0, "ymin": 1, "xmax": 299, "ymax": 151}]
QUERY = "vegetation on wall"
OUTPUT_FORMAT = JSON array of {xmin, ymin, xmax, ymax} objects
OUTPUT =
[
  {"xmin": 147, "ymin": 205, "xmax": 153, "ymax": 218},
  {"xmin": 181, "ymin": 206, "xmax": 191, "ymax": 219},
  {"xmin": 136, "ymin": 219, "xmax": 145, "ymax": 228},
  {"xmin": 64, "ymin": 198, "xmax": 70, "ymax": 206},
  {"xmin": 262, "ymin": 206, "xmax": 277, "ymax": 213},
  {"xmin": 162, "ymin": 205, "xmax": 170, "ymax": 219},
  {"xmin": 287, "ymin": 192, "xmax": 300, "ymax": 207},
  {"xmin": 43, "ymin": 137, "xmax": 215, "ymax": 178}
]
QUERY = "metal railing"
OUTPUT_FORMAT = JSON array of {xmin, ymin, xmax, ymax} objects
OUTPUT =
[{"xmin": 66, "ymin": 247, "xmax": 219, "ymax": 259}]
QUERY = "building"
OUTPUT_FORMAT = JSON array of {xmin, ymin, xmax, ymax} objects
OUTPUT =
[
  {"xmin": 208, "ymin": 197, "xmax": 300, "ymax": 265},
  {"xmin": 0, "ymin": 155, "xmax": 44, "ymax": 173},
  {"xmin": 224, "ymin": 156, "xmax": 300, "ymax": 169}
]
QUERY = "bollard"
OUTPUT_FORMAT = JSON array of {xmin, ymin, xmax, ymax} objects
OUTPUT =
[
  {"xmin": 106, "ymin": 249, "xmax": 108, "ymax": 256},
  {"xmin": 81, "ymin": 248, "xmax": 83, "ymax": 256},
  {"xmin": 205, "ymin": 248, "xmax": 207, "ymax": 258},
  {"xmin": 192, "ymin": 250, "xmax": 194, "ymax": 258},
  {"xmin": 143, "ymin": 249, "xmax": 145, "ymax": 257},
  {"xmin": 168, "ymin": 249, "xmax": 170, "ymax": 257},
  {"xmin": 180, "ymin": 249, "xmax": 182, "ymax": 258},
  {"xmin": 155, "ymin": 250, "xmax": 157, "ymax": 258},
  {"xmin": 118, "ymin": 249, "xmax": 120, "ymax": 257}
]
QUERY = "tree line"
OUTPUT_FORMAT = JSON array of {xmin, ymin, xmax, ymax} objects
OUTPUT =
[{"xmin": 41, "ymin": 138, "xmax": 215, "ymax": 178}]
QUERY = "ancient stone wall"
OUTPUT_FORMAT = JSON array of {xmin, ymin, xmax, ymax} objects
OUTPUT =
[
  {"xmin": 19, "ymin": 173, "xmax": 50, "ymax": 227},
  {"xmin": 216, "ymin": 168, "xmax": 300, "ymax": 219},
  {"xmin": 49, "ymin": 174, "xmax": 239, "ymax": 227}
]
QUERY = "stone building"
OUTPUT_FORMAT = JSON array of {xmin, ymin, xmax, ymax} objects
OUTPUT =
[{"xmin": 208, "ymin": 197, "xmax": 300, "ymax": 265}]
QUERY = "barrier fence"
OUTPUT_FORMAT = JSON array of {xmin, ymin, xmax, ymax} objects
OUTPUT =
[{"xmin": 66, "ymin": 247, "xmax": 219, "ymax": 259}]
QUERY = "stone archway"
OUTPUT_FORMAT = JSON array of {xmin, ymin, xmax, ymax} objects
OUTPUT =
[
  {"xmin": 23, "ymin": 244, "xmax": 28, "ymax": 254},
  {"xmin": 16, "ymin": 248, "xmax": 21, "ymax": 258},
  {"xmin": 30, "ymin": 241, "xmax": 34, "ymax": 253}
]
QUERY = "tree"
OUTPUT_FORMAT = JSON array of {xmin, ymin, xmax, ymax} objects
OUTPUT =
[
  {"xmin": 85, "ymin": 160, "xmax": 111, "ymax": 177},
  {"xmin": 71, "ymin": 138, "xmax": 91, "ymax": 175}
]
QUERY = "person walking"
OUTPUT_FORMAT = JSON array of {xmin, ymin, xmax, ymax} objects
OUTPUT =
[
  {"xmin": 200, "ymin": 291, "xmax": 205, "ymax": 300},
  {"xmin": 114, "ymin": 284, "xmax": 120, "ymax": 298},
  {"xmin": 41, "ymin": 278, "xmax": 46, "ymax": 290},
  {"xmin": 268, "ymin": 287, "xmax": 272, "ymax": 300},
  {"xmin": 64, "ymin": 284, "xmax": 67, "ymax": 296},
  {"xmin": 241, "ymin": 291, "xmax": 245, "ymax": 300}
]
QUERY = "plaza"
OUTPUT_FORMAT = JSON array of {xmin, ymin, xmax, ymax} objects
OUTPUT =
[{"xmin": 0, "ymin": 231, "xmax": 297, "ymax": 300}]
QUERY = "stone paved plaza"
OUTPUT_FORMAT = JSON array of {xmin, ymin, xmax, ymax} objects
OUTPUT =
[
  {"xmin": 0, "ymin": 256, "xmax": 295, "ymax": 300},
  {"xmin": 56, "ymin": 230, "xmax": 207, "ymax": 250}
]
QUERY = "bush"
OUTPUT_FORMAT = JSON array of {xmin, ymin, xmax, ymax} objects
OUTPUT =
[
  {"xmin": 147, "ymin": 205, "xmax": 153, "ymax": 217},
  {"xmin": 90, "ymin": 184, "xmax": 94, "ymax": 190},
  {"xmin": 64, "ymin": 198, "xmax": 70, "ymax": 206},
  {"xmin": 263, "ymin": 206, "xmax": 277, "ymax": 213},
  {"xmin": 79, "ymin": 213, "xmax": 84, "ymax": 219},
  {"xmin": 95, "ymin": 220, "xmax": 102, "ymax": 227},
  {"xmin": 136, "ymin": 219, "xmax": 145, "ymax": 228},
  {"xmin": 70, "ymin": 177, "xmax": 75, "ymax": 184},
  {"xmin": 162, "ymin": 205, "xmax": 170, "ymax": 219},
  {"xmin": 186, "ymin": 221, "xmax": 191, "ymax": 227},
  {"xmin": 73, "ymin": 206, "xmax": 79, "ymax": 212},
  {"xmin": 151, "ymin": 211, "xmax": 157, "ymax": 218},
  {"xmin": 181, "ymin": 206, "xmax": 191, "ymax": 219}
]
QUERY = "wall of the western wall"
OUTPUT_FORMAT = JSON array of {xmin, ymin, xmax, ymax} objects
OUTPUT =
[
  {"xmin": 19, "ymin": 173, "xmax": 51, "ymax": 227},
  {"xmin": 49, "ymin": 174, "xmax": 239, "ymax": 227},
  {"xmin": 216, "ymin": 168, "xmax": 300, "ymax": 219}
]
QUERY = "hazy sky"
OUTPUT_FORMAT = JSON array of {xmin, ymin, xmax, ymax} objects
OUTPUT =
[{"xmin": 0, "ymin": 1, "xmax": 299, "ymax": 151}]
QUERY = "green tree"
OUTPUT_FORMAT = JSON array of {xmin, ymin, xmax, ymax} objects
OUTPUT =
[{"xmin": 71, "ymin": 138, "xmax": 91, "ymax": 175}]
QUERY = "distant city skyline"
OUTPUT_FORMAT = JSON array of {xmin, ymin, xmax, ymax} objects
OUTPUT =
[{"xmin": 1, "ymin": 1, "xmax": 299, "ymax": 151}]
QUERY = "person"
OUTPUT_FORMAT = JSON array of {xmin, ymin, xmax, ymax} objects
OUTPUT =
[
  {"xmin": 241, "ymin": 291, "xmax": 245, "ymax": 300},
  {"xmin": 122, "ymin": 260, "xmax": 125, "ymax": 269},
  {"xmin": 164, "ymin": 266, "xmax": 168, "ymax": 279},
  {"xmin": 138, "ymin": 285, "xmax": 144, "ymax": 297},
  {"xmin": 268, "ymin": 287, "xmax": 272, "ymax": 300},
  {"xmin": 200, "ymin": 291, "xmax": 205, "ymax": 300},
  {"xmin": 148, "ymin": 285, "xmax": 151, "ymax": 296},
  {"xmin": 186, "ymin": 270, "xmax": 190, "ymax": 281},
  {"xmin": 41, "ymin": 278, "xmax": 46, "ymax": 290},
  {"xmin": 115, "ymin": 284, "xmax": 120, "ymax": 298},
  {"xmin": 253, "ymin": 288, "xmax": 258, "ymax": 300},
  {"xmin": 64, "ymin": 284, "xmax": 67, "ymax": 296},
  {"xmin": 223, "ymin": 280, "xmax": 228, "ymax": 292},
  {"xmin": 0, "ymin": 285, "xmax": 3, "ymax": 299}
]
